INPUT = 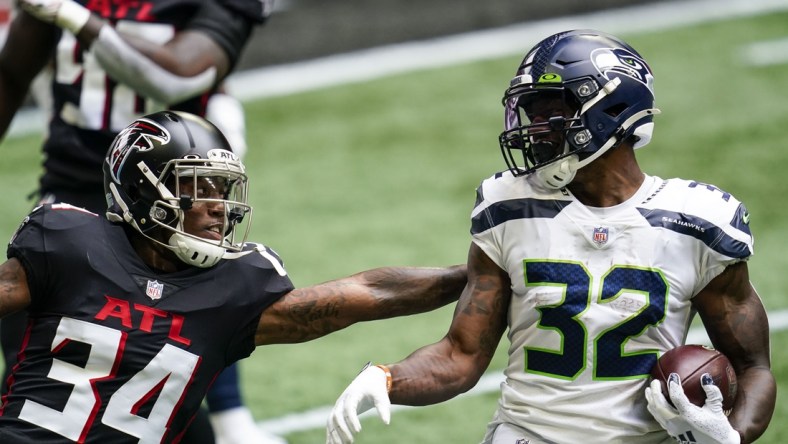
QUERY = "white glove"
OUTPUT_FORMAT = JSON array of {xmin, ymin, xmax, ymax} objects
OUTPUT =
[
  {"xmin": 645, "ymin": 373, "xmax": 740, "ymax": 444},
  {"xmin": 326, "ymin": 364, "xmax": 391, "ymax": 444},
  {"xmin": 19, "ymin": 0, "xmax": 91, "ymax": 34}
]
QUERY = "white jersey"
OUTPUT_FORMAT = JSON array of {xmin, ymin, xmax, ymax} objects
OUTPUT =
[{"xmin": 470, "ymin": 172, "xmax": 753, "ymax": 444}]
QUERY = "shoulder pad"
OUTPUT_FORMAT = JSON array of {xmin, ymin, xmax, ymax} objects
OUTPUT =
[{"xmin": 236, "ymin": 242, "xmax": 288, "ymax": 276}]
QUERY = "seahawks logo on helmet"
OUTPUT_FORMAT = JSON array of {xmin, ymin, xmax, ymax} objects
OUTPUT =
[
  {"xmin": 591, "ymin": 47, "xmax": 654, "ymax": 92},
  {"xmin": 107, "ymin": 119, "xmax": 170, "ymax": 183}
]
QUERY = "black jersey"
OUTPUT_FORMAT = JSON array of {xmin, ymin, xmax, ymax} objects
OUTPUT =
[
  {"xmin": 41, "ymin": 0, "xmax": 257, "ymax": 195},
  {"xmin": 0, "ymin": 204, "xmax": 294, "ymax": 443}
]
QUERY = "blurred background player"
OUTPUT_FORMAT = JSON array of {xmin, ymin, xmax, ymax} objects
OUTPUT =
[
  {"xmin": 0, "ymin": 0, "xmax": 273, "ymax": 442},
  {"xmin": 326, "ymin": 29, "xmax": 775, "ymax": 444}
]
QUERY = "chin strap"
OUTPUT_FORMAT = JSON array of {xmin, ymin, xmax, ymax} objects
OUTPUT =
[
  {"xmin": 168, "ymin": 234, "xmax": 254, "ymax": 267},
  {"xmin": 168, "ymin": 233, "xmax": 224, "ymax": 268},
  {"xmin": 536, "ymin": 154, "xmax": 578, "ymax": 189}
]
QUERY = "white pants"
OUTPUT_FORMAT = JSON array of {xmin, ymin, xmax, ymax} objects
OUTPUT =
[
  {"xmin": 483, "ymin": 422, "xmax": 551, "ymax": 444},
  {"xmin": 483, "ymin": 421, "xmax": 676, "ymax": 444}
]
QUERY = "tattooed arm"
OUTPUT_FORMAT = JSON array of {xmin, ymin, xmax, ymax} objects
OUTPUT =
[
  {"xmin": 693, "ymin": 261, "xmax": 776, "ymax": 443},
  {"xmin": 387, "ymin": 243, "xmax": 510, "ymax": 405},
  {"xmin": 0, "ymin": 259, "xmax": 32, "ymax": 318},
  {"xmin": 325, "ymin": 244, "xmax": 507, "ymax": 443},
  {"xmin": 254, "ymin": 264, "xmax": 467, "ymax": 345}
]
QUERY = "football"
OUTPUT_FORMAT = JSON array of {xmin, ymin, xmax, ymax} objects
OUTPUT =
[{"xmin": 650, "ymin": 344, "xmax": 738, "ymax": 413}]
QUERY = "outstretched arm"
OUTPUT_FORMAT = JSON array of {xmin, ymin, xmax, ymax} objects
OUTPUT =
[
  {"xmin": 0, "ymin": 258, "xmax": 32, "ymax": 318},
  {"xmin": 693, "ymin": 261, "xmax": 775, "ymax": 443},
  {"xmin": 388, "ymin": 243, "xmax": 510, "ymax": 405},
  {"xmin": 326, "ymin": 243, "xmax": 510, "ymax": 444},
  {"xmin": 255, "ymin": 264, "xmax": 467, "ymax": 345}
]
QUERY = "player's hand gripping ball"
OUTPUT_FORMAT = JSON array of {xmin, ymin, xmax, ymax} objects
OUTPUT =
[{"xmin": 650, "ymin": 344, "xmax": 738, "ymax": 413}]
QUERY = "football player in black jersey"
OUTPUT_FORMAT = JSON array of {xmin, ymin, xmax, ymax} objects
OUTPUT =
[
  {"xmin": 0, "ymin": 0, "xmax": 274, "ymax": 442},
  {"xmin": 0, "ymin": 111, "xmax": 466, "ymax": 443}
]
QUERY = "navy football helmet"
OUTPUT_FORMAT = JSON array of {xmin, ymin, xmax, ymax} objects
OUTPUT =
[
  {"xmin": 499, "ymin": 29, "xmax": 661, "ymax": 188},
  {"xmin": 103, "ymin": 111, "xmax": 252, "ymax": 267}
]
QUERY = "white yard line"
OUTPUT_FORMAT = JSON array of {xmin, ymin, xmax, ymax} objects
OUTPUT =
[
  {"xmin": 741, "ymin": 37, "xmax": 788, "ymax": 67},
  {"xmin": 224, "ymin": 0, "xmax": 788, "ymax": 101},
  {"xmin": 7, "ymin": 0, "xmax": 788, "ymax": 138}
]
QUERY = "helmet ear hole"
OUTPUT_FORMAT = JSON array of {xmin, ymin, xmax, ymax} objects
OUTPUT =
[
  {"xmin": 127, "ymin": 186, "xmax": 141, "ymax": 202},
  {"xmin": 179, "ymin": 195, "xmax": 193, "ymax": 210},
  {"xmin": 604, "ymin": 103, "xmax": 628, "ymax": 118}
]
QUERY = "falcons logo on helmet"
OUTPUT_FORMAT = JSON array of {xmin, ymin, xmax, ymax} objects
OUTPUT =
[{"xmin": 107, "ymin": 119, "xmax": 170, "ymax": 183}]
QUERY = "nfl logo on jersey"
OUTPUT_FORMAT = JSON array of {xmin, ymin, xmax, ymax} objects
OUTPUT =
[
  {"xmin": 592, "ymin": 227, "xmax": 609, "ymax": 245},
  {"xmin": 146, "ymin": 280, "xmax": 164, "ymax": 300}
]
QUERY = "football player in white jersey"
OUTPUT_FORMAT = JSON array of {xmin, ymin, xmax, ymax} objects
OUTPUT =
[{"xmin": 326, "ymin": 30, "xmax": 775, "ymax": 444}]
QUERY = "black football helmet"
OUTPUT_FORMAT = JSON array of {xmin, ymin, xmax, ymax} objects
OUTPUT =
[
  {"xmin": 499, "ymin": 29, "xmax": 661, "ymax": 188},
  {"xmin": 103, "ymin": 111, "xmax": 252, "ymax": 267}
]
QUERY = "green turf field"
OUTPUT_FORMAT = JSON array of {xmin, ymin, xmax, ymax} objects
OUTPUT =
[{"xmin": 1, "ymin": 10, "xmax": 786, "ymax": 444}]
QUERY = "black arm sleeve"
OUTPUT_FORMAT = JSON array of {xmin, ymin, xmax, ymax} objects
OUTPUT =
[
  {"xmin": 220, "ymin": 0, "xmax": 273, "ymax": 24},
  {"xmin": 187, "ymin": 0, "xmax": 255, "ymax": 68}
]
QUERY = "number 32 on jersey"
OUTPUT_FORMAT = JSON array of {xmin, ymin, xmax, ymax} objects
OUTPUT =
[{"xmin": 523, "ymin": 260, "xmax": 668, "ymax": 380}]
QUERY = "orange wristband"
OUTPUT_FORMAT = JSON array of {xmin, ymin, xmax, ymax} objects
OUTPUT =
[{"xmin": 375, "ymin": 364, "xmax": 393, "ymax": 393}]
